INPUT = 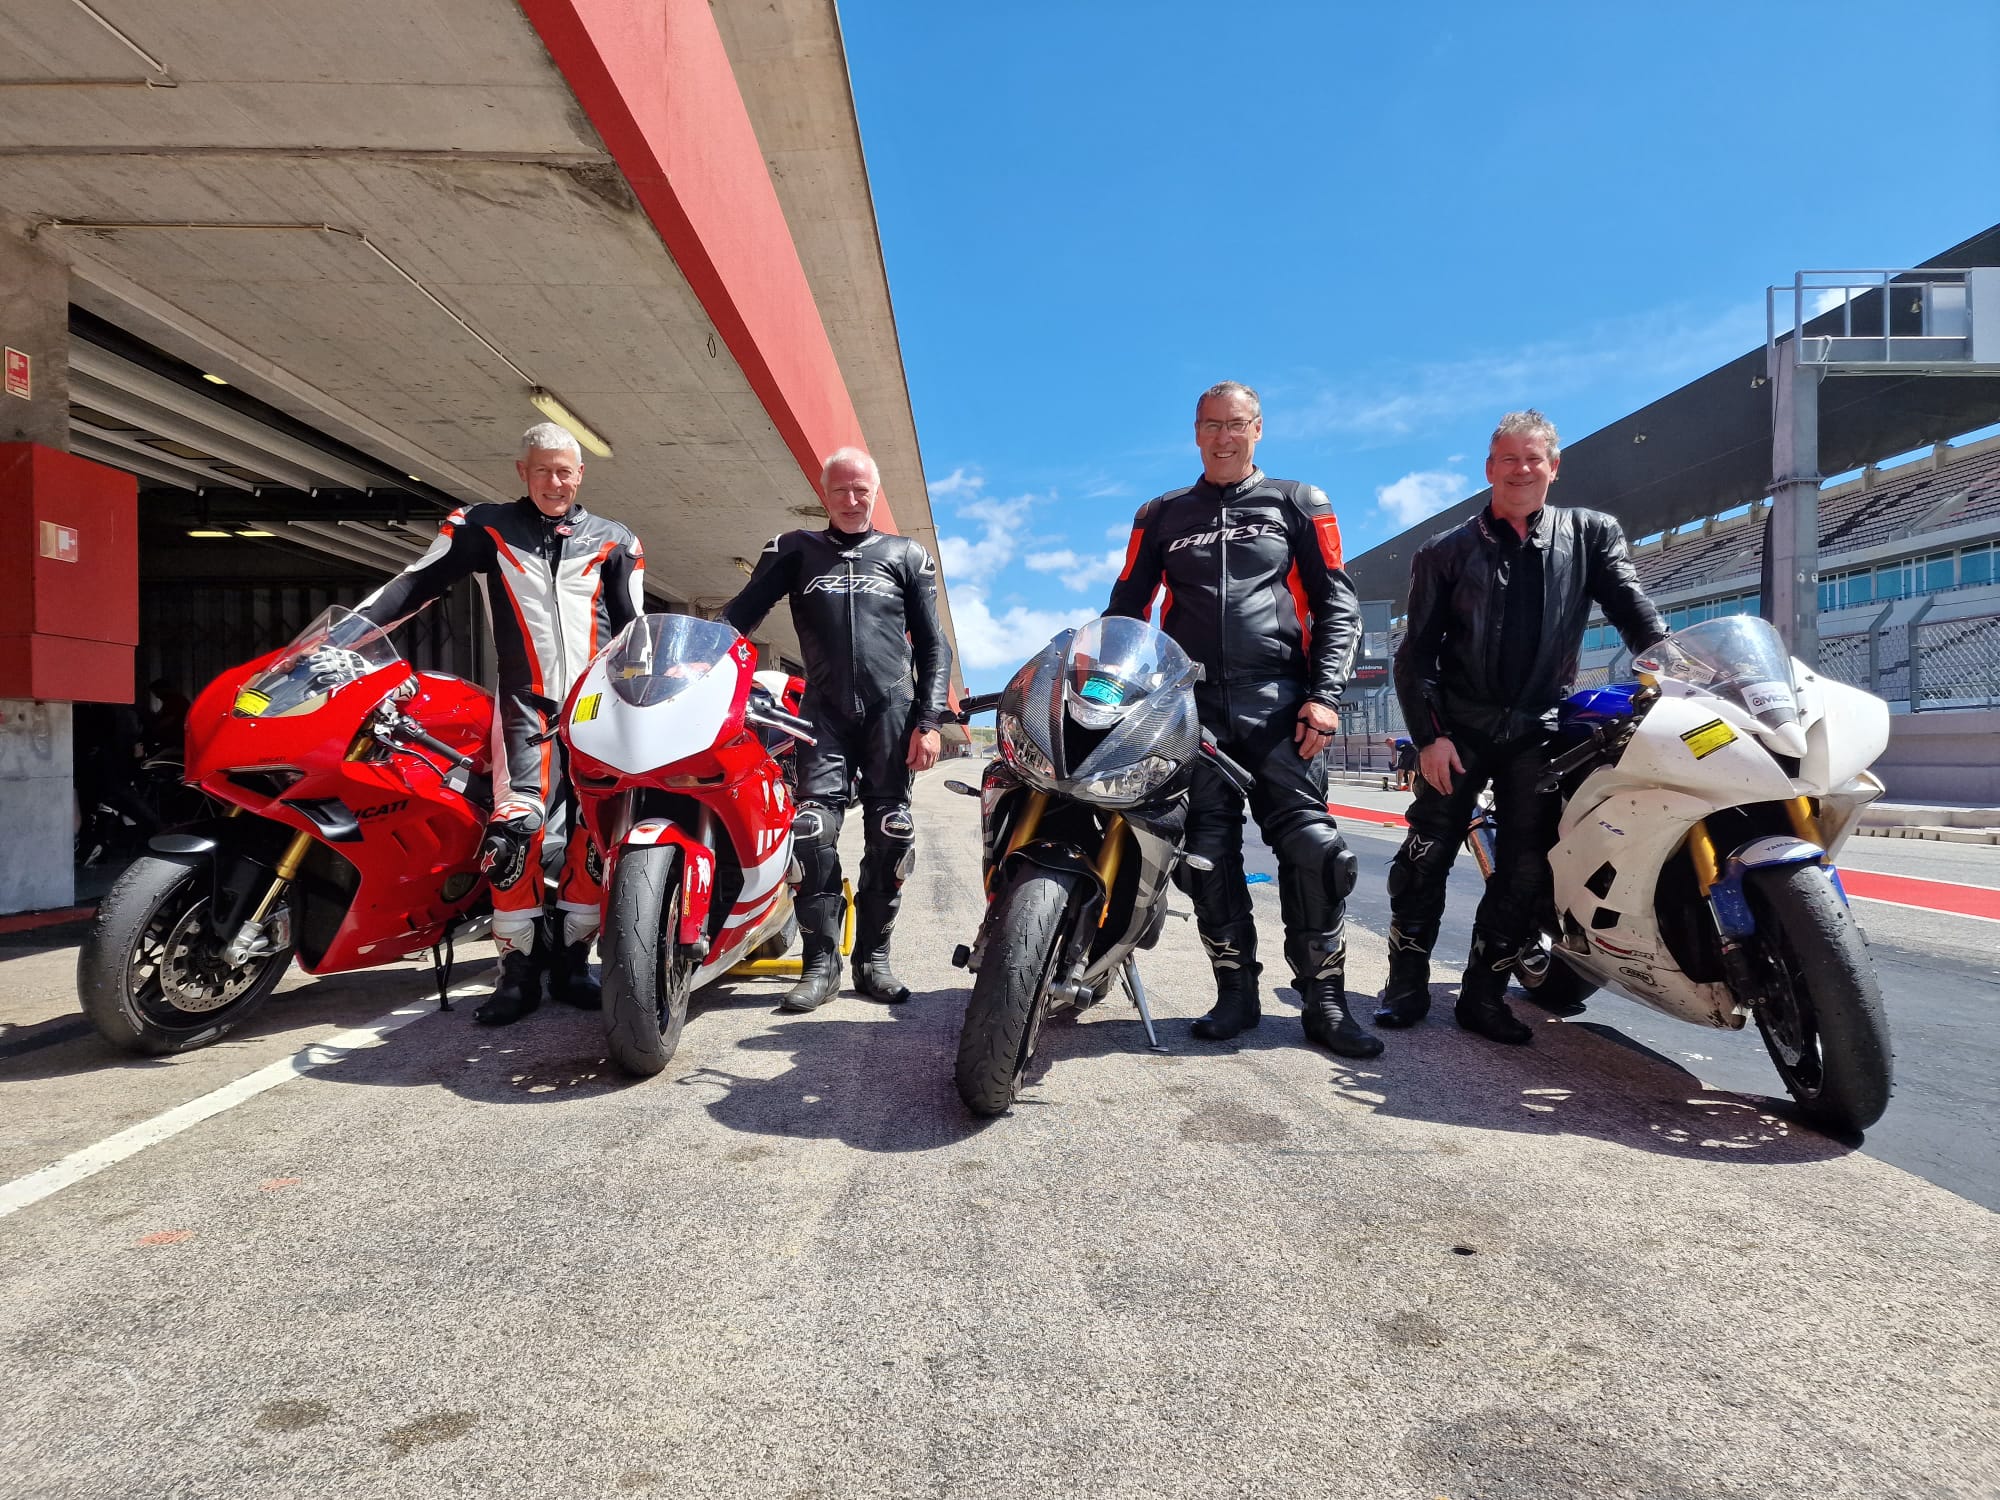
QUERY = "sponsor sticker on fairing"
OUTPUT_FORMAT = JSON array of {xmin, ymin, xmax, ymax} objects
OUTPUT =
[
  {"xmin": 1680, "ymin": 718, "xmax": 1737, "ymax": 759},
  {"xmin": 1740, "ymin": 680, "xmax": 1796, "ymax": 716}
]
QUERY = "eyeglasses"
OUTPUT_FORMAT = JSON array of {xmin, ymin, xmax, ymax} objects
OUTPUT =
[{"xmin": 1197, "ymin": 418, "xmax": 1257, "ymax": 437}]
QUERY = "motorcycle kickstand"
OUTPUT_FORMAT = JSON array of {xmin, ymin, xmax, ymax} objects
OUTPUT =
[{"xmin": 1121, "ymin": 957, "xmax": 1165, "ymax": 1052}]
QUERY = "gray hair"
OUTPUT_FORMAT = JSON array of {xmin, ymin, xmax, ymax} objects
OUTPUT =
[
  {"xmin": 820, "ymin": 446, "xmax": 880, "ymax": 490},
  {"xmin": 1195, "ymin": 381, "xmax": 1261, "ymax": 420},
  {"xmin": 1490, "ymin": 409, "xmax": 1560, "ymax": 464},
  {"xmin": 520, "ymin": 421, "xmax": 582, "ymax": 460}
]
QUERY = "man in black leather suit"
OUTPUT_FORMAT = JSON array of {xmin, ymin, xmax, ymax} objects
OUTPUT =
[
  {"xmin": 1105, "ymin": 381, "xmax": 1380, "ymax": 1059},
  {"xmin": 1382, "ymin": 410, "xmax": 1666, "ymax": 1043},
  {"xmin": 724, "ymin": 447, "xmax": 952, "ymax": 1013}
]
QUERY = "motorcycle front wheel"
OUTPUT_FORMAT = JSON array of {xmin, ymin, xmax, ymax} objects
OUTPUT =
[
  {"xmin": 601, "ymin": 844, "xmax": 696, "ymax": 1077},
  {"xmin": 77, "ymin": 855, "xmax": 290, "ymax": 1055},
  {"xmin": 1745, "ymin": 863, "xmax": 1893, "ymax": 1134},
  {"xmin": 953, "ymin": 866, "xmax": 1077, "ymax": 1116}
]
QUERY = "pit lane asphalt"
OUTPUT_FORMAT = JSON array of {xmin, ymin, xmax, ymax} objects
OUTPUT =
[{"xmin": 0, "ymin": 766, "xmax": 1994, "ymax": 1499}]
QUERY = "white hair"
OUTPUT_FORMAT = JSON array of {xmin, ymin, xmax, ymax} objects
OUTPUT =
[
  {"xmin": 520, "ymin": 421, "xmax": 582, "ymax": 460},
  {"xmin": 820, "ymin": 446, "xmax": 880, "ymax": 491}
]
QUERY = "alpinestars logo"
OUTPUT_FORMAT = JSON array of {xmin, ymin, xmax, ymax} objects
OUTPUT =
[
  {"xmin": 1200, "ymin": 933, "xmax": 1245, "ymax": 970},
  {"xmin": 1167, "ymin": 522, "xmax": 1284, "ymax": 553},
  {"xmin": 804, "ymin": 574, "xmax": 896, "ymax": 596}
]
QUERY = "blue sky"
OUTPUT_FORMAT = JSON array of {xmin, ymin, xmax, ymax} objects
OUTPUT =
[{"xmin": 841, "ymin": 1, "xmax": 2000, "ymax": 690}]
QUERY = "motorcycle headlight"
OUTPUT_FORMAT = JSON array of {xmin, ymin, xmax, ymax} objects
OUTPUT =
[
  {"xmin": 998, "ymin": 710, "xmax": 1056, "ymax": 787},
  {"xmin": 1076, "ymin": 754, "xmax": 1176, "ymax": 804}
]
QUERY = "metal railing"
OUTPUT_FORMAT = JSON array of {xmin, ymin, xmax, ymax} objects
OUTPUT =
[{"xmin": 1819, "ymin": 611, "xmax": 2000, "ymax": 710}]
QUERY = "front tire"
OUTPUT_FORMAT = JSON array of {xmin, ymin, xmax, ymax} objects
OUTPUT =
[
  {"xmin": 954, "ymin": 868, "xmax": 1077, "ymax": 1116},
  {"xmin": 77, "ymin": 855, "xmax": 289, "ymax": 1055},
  {"xmin": 601, "ymin": 845, "xmax": 695, "ymax": 1077},
  {"xmin": 1746, "ymin": 863, "xmax": 1893, "ymax": 1134}
]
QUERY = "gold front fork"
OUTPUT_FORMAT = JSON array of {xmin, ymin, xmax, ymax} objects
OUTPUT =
[
  {"xmin": 989, "ymin": 790, "xmax": 1049, "ymax": 893},
  {"xmin": 1686, "ymin": 819, "xmax": 1721, "ymax": 895},
  {"xmin": 1784, "ymin": 795, "xmax": 1820, "ymax": 846},
  {"xmin": 246, "ymin": 829, "xmax": 314, "ymax": 927},
  {"xmin": 1094, "ymin": 815, "xmax": 1129, "ymax": 927}
]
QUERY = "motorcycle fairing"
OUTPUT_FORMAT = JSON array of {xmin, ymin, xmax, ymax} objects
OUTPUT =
[{"xmin": 622, "ymin": 818, "xmax": 717, "ymax": 945}]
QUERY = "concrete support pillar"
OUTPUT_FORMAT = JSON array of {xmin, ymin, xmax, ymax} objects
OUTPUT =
[
  {"xmin": 0, "ymin": 231, "xmax": 69, "ymax": 450},
  {"xmin": 1767, "ymin": 349, "xmax": 1823, "ymax": 665},
  {"xmin": 0, "ymin": 700, "xmax": 74, "ymax": 912}
]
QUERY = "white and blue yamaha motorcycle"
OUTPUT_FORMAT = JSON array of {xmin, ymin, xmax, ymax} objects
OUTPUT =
[{"xmin": 1493, "ymin": 614, "xmax": 1893, "ymax": 1134}]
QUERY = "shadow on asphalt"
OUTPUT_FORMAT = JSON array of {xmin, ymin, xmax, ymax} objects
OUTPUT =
[{"xmin": 1293, "ymin": 982, "xmax": 1854, "ymax": 1164}]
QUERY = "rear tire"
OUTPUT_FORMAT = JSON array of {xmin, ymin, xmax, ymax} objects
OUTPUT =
[
  {"xmin": 601, "ymin": 845, "xmax": 695, "ymax": 1077},
  {"xmin": 954, "ymin": 868, "xmax": 1077, "ymax": 1116},
  {"xmin": 1746, "ymin": 863, "xmax": 1892, "ymax": 1134},
  {"xmin": 77, "ymin": 855, "xmax": 289, "ymax": 1055}
]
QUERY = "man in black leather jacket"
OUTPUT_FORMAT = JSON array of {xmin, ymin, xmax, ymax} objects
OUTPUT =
[
  {"xmin": 356, "ymin": 422, "xmax": 645, "ymax": 1025},
  {"xmin": 1382, "ymin": 409, "xmax": 1665, "ymax": 1042},
  {"xmin": 725, "ymin": 447, "xmax": 952, "ymax": 1012},
  {"xmin": 1106, "ymin": 382, "xmax": 1380, "ymax": 1059}
]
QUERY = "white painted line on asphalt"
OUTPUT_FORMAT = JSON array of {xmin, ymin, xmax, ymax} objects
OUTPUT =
[{"xmin": 0, "ymin": 988, "xmax": 472, "ymax": 1221}]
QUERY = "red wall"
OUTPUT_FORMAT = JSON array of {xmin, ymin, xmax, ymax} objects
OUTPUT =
[
  {"xmin": 0, "ymin": 442, "xmax": 139, "ymax": 702},
  {"xmin": 521, "ymin": 0, "xmax": 901, "ymax": 534}
]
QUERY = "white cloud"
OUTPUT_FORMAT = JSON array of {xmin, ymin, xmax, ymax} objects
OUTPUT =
[
  {"xmin": 1273, "ymin": 299, "xmax": 1766, "ymax": 446},
  {"xmin": 947, "ymin": 587, "xmax": 1097, "ymax": 672},
  {"xmin": 937, "ymin": 486, "xmax": 1039, "ymax": 586},
  {"xmin": 1024, "ymin": 545, "xmax": 1126, "ymax": 593},
  {"xmin": 926, "ymin": 466, "xmax": 984, "ymax": 501},
  {"xmin": 1376, "ymin": 469, "xmax": 1470, "ymax": 527},
  {"xmin": 1809, "ymin": 285, "xmax": 1857, "ymax": 317}
]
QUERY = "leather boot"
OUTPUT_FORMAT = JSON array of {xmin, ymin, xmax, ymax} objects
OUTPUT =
[
  {"xmin": 1191, "ymin": 964, "xmax": 1262, "ymax": 1040},
  {"xmin": 1190, "ymin": 920, "xmax": 1261, "ymax": 1040},
  {"xmin": 1456, "ymin": 932, "xmax": 1534, "ymax": 1045},
  {"xmin": 476, "ymin": 949, "xmax": 543, "ymax": 1026},
  {"xmin": 1374, "ymin": 937, "xmax": 1433, "ymax": 1028},
  {"xmin": 782, "ymin": 939, "xmax": 842, "ymax": 1012},
  {"xmin": 1295, "ymin": 940, "xmax": 1383, "ymax": 1058},
  {"xmin": 549, "ymin": 939, "xmax": 602, "ymax": 1010},
  {"xmin": 851, "ymin": 892, "xmax": 910, "ymax": 1004}
]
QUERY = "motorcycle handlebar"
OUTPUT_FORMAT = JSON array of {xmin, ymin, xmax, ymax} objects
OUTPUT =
[
  {"xmin": 1199, "ymin": 731, "xmax": 1257, "ymax": 797},
  {"xmin": 747, "ymin": 706, "xmax": 818, "ymax": 747},
  {"xmin": 942, "ymin": 692, "xmax": 1003, "ymax": 725},
  {"xmin": 394, "ymin": 715, "xmax": 474, "ymax": 769},
  {"xmin": 1544, "ymin": 716, "xmax": 1631, "ymax": 781}
]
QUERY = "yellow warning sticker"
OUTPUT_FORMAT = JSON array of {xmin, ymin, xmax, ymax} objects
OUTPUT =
[
  {"xmin": 233, "ymin": 688, "xmax": 270, "ymax": 716},
  {"xmin": 1680, "ymin": 718, "xmax": 1737, "ymax": 759},
  {"xmin": 573, "ymin": 692, "xmax": 602, "ymax": 724}
]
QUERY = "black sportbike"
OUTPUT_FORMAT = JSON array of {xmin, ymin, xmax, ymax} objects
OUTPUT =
[{"xmin": 945, "ymin": 615, "xmax": 1253, "ymax": 1116}]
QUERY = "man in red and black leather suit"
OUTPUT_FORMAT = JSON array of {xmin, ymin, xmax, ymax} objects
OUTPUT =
[
  {"xmin": 356, "ymin": 422, "xmax": 645, "ymax": 1025},
  {"xmin": 1105, "ymin": 382, "xmax": 1381, "ymax": 1059}
]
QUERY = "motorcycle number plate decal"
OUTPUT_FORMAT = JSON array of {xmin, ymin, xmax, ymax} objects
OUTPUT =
[
  {"xmin": 1680, "ymin": 718, "xmax": 1737, "ymax": 759},
  {"xmin": 573, "ymin": 692, "xmax": 602, "ymax": 724},
  {"xmin": 234, "ymin": 687, "xmax": 270, "ymax": 716}
]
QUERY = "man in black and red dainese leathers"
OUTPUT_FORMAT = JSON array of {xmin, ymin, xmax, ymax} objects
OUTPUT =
[
  {"xmin": 1105, "ymin": 381, "xmax": 1380, "ymax": 1059},
  {"xmin": 356, "ymin": 423, "xmax": 645, "ymax": 1025}
]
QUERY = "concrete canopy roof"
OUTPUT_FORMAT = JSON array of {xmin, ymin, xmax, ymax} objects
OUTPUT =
[
  {"xmin": 0, "ymin": 0, "xmax": 959, "ymax": 682},
  {"xmin": 1346, "ymin": 222, "xmax": 2000, "ymax": 612}
]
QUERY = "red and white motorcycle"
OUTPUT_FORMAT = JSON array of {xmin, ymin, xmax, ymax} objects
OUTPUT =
[{"xmin": 561, "ymin": 614, "xmax": 815, "ymax": 1075}]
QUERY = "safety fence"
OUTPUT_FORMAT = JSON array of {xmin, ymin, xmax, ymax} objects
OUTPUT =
[{"xmin": 1818, "ymin": 612, "xmax": 2000, "ymax": 710}]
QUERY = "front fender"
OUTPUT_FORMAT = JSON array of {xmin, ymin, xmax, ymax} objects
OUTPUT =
[
  {"xmin": 1710, "ymin": 834, "xmax": 1832, "ymax": 938},
  {"xmin": 623, "ymin": 819, "xmax": 717, "ymax": 946},
  {"xmin": 996, "ymin": 839, "xmax": 1105, "ymax": 899}
]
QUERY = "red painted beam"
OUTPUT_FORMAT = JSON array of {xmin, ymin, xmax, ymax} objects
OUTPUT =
[{"xmin": 520, "ymin": 0, "xmax": 899, "ymax": 532}]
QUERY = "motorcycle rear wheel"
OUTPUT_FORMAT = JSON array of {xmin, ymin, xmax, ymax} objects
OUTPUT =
[
  {"xmin": 954, "ymin": 867, "xmax": 1077, "ymax": 1116},
  {"xmin": 1746, "ymin": 863, "xmax": 1893, "ymax": 1134},
  {"xmin": 601, "ymin": 844, "xmax": 696, "ymax": 1077},
  {"xmin": 78, "ymin": 855, "xmax": 290, "ymax": 1055}
]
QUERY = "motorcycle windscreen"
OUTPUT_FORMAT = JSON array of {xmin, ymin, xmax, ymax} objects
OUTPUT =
[
  {"xmin": 1059, "ymin": 615, "xmax": 1197, "ymax": 732},
  {"xmin": 1052, "ymin": 616, "xmax": 1199, "ymax": 797},
  {"xmin": 1634, "ymin": 615, "xmax": 1802, "ymax": 735},
  {"xmin": 236, "ymin": 606, "xmax": 402, "ymax": 718},
  {"xmin": 603, "ymin": 614, "xmax": 744, "ymax": 708}
]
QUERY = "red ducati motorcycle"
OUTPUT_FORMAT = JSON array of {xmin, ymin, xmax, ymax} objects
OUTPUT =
[
  {"xmin": 78, "ymin": 607, "xmax": 495, "ymax": 1054},
  {"xmin": 561, "ymin": 614, "xmax": 814, "ymax": 1075}
]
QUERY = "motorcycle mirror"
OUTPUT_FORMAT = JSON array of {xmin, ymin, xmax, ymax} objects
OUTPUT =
[
  {"xmin": 942, "ymin": 780, "xmax": 980, "ymax": 797},
  {"xmin": 446, "ymin": 765, "xmax": 471, "ymax": 796}
]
